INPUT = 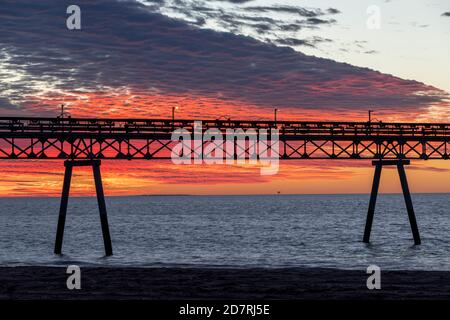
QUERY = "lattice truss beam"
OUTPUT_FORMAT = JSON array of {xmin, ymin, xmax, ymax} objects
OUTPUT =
[{"xmin": 0, "ymin": 137, "xmax": 449, "ymax": 160}]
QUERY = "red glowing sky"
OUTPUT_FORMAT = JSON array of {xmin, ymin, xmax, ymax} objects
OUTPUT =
[{"xmin": 0, "ymin": 0, "xmax": 449, "ymax": 196}]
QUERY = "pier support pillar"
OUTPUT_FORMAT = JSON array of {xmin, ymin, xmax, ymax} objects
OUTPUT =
[
  {"xmin": 363, "ymin": 161, "xmax": 382, "ymax": 243},
  {"xmin": 362, "ymin": 159, "xmax": 421, "ymax": 245},
  {"xmin": 54, "ymin": 159, "xmax": 113, "ymax": 256}
]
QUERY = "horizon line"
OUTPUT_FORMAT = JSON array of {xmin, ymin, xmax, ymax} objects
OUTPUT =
[{"xmin": 2, "ymin": 191, "xmax": 450, "ymax": 199}]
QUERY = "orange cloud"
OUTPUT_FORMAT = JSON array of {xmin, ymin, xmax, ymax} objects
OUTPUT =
[
  {"xmin": 16, "ymin": 89, "xmax": 450, "ymax": 123},
  {"xmin": 1, "ymin": 159, "xmax": 450, "ymax": 197}
]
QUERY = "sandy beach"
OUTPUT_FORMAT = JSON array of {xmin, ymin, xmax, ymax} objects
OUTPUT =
[{"xmin": 0, "ymin": 266, "xmax": 449, "ymax": 300}]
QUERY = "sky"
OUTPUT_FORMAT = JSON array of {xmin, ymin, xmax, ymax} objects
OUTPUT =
[
  {"xmin": 0, "ymin": 0, "xmax": 449, "ymax": 196},
  {"xmin": 148, "ymin": 0, "xmax": 450, "ymax": 93}
]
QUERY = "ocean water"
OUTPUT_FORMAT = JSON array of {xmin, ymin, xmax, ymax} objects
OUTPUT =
[{"xmin": 1, "ymin": 194, "xmax": 450, "ymax": 270}]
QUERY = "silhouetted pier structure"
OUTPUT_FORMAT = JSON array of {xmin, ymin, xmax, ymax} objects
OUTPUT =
[{"xmin": 2, "ymin": 116, "xmax": 450, "ymax": 254}]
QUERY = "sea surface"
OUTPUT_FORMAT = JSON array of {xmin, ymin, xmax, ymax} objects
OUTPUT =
[{"xmin": 1, "ymin": 194, "xmax": 450, "ymax": 270}]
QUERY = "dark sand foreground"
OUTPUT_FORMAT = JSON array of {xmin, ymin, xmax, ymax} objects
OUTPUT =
[{"xmin": 0, "ymin": 266, "xmax": 449, "ymax": 300}]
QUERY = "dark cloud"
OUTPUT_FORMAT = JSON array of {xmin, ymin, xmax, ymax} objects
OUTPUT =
[
  {"xmin": 215, "ymin": 13, "xmax": 278, "ymax": 33},
  {"xmin": 274, "ymin": 38, "xmax": 311, "ymax": 47},
  {"xmin": 275, "ymin": 36, "xmax": 332, "ymax": 48},
  {"xmin": 137, "ymin": 1, "xmax": 340, "ymax": 50},
  {"xmin": 244, "ymin": 6, "xmax": 323, "ymax": 17},
  {"xmin": 0, "ymin": 98, "xmax": 19, "ymax": 110},
  {"xmin": 278, "ymin": 23, "xmax": 302, "ymax": 32},
  {"xmin": 214, "ymin": 0, "xmax": 254, "ymax": 3},
  {"xmin": 0, "ymin": 0, "xmax": 447, "ymax": 115},
  {"xmin": 327, "ymin": 8, "xmax": 341, "ymax": 15},
  {"xmin": 306, "ymin": 17, "xmax": 336, "ymax": 25}
]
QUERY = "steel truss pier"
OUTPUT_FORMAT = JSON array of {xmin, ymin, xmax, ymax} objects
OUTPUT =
[{"xmin": 0, "ymin": 116, "xmax": 441, "ymax": 254}]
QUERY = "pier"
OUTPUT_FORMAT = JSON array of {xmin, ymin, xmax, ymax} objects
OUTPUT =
[{"xmin": 2, "ymin": 117, "xmax": 450, "ymax": 254}]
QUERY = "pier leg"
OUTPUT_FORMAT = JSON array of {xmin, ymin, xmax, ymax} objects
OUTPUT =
[
  {"xmin": 397, "ymin": 162, "xmax": 421, "ymax": 245},
  {"xmin": 363, "ymin": 161, "xmax": 382, "ymax": 243},
  {"xmin": 92, "ymin": 161, "xmax": 113, "ymax": 256},
  {"xmin": 54, "ymin": 159, "xmax": 113, "ymax": 256},
  {"xmin": 54, "ymin": 161, "xmax": 73, "ymax": 254},
  {"xmin": 362, "ymin": 159, "xmax": 421, "ymax": 245}
]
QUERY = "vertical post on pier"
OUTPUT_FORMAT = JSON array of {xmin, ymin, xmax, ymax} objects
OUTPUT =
[
  {"xmin": 54, "ymin": 161, "xmax": 73, "ymax": 254},
  {"xmin": 363, "ymin": 161, "xmax": 382, "ymax": 243},
  {"xmin": 397, "ymin": 162, "xmax": 421, "ymax": 245},
  {"xmin": 54, "ymin": 159, "xmax": 113, "ymax": 256},
  {"xmin": 92, "ymin": 160, "xmax": 113, "ymax": 256}
]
